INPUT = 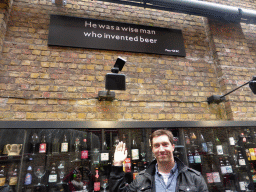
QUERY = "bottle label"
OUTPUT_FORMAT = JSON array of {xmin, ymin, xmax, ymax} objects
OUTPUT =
[
  {"xmin": 202, "ymin": 143, "xmax": 207, "ymax": 152},
  {"xmin": 131, "ymin": 149, "xmax": 139, "ymax": 160},
  {"xmin": 239, "ymin": 159, "xmax": 246, "ymax": 166},
  {"xmin": 239, "ymin": 181, "xmax": 246, "ymax": 190},
  {"xmin": 133, "ymin": 172, "xmax": 138, "ymax": 180},
  {"xmin": 221, "ymin": 166, "xmax": 227, "ymax": 174},
  {"xmin": 123, "ymin": 158, "xmax": 131, "ymax": 172},
  {"xmin": 48, "ymin": 174, "xmax": 57, "ymax": 182},
  {"xmin": 94, "ymin": 181, "xmax": 100, "ymax": 191},
  {"xmin": 61, "ymin": 143, "xmax": 68, "ymax": 152},
  {"xmin": 249, "ymin": 148, "xmax": 255, "ymax": 160},
  {"xmin": 226, "ymin": 165, "xmax": 233, "ymax": 173},
  {"xmin": 212, "ymin": 172, "xmax": 221, "ymax": 183},
  {"xmin": 101, "ymin": 152, "xmax": 109, "ymax": 161},
  {"xmin": 206, "ymin": 173, "xmax": 213, "ymax": 183},
  {"xmin": 39, "ymin": 143, "xmax": 47, "ymax": 153},
  {"xmin": 229, "ymin": 137, "xmax": 235, "ymax": 145},
  {"xmin": 25, "ymin": 173, "xmax": 32, "ymax": 185},
  {"xmin": 0, "ymin": 177, "xmax": 6, "ymax": 186},
  {"xmin": 81, "ymin": 150, "xmax": 88, "ymax": 159},
  {"xmin": 253, "ymin": 174, "xmax": 256, "ymax": 182},
  {"xmin": 9, "ymin": 177, "xmax": 17, "ymax": 185},
  {"xmin": 194, "ymin": 155, "xmax": 201, "ymax": 163},
  {"xmin": 216, "ymin": 145, "xmax": 223, "ymax": 155},
  {"xmin": 186, "ymin": 138, "xmax": 190, "ymax": 145},
  {"xmin": 188, "ymin": 156, "xmax": 194, "ymax": 164}
]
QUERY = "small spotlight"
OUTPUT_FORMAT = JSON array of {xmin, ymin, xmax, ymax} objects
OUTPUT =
[{"xmin": 207, "ymin": 76, "xmax": 256, "ymax": 104}]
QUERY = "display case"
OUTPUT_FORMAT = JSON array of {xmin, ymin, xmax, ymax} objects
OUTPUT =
[
  {"xmin": 184, "ymin": 127, "xmax": 256, "ymax": 192},
  {"xmin": 0, "ymin": 128, "xmax": 184, "ymax": 192},
  {"xmin": 0, "ymin": 124, "xmax": 255, "ymax": 192}
]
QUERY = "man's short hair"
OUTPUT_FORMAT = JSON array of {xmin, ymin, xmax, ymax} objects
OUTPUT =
[{"xmin": 150, "ymin": 129, "xmax": 174, "ymax": 146}]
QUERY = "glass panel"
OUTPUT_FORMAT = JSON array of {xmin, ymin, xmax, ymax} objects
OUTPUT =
[
  {"xmin": 0, "ymin": 129, "xmax": 26, "ymax": 192},
  {"xmin": 3, "ymin": 127, "xmax": 256, "ymax": 192},
  {"xmin": 19, "ymin": 128, "xmax": 185, "ymax": 192},
  {"xmin": 182, "ymin": 127, "xmax": 256, "ymax": 192}
]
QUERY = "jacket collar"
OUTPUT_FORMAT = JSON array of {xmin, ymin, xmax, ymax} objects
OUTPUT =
[{"xmin": 146, "ymin": 157, "xmax": 187, "ymax": 175}]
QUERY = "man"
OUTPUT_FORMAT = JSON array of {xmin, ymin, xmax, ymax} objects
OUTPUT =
[{"xmin": 110, "ymin": 129, "xmax": 208, "ymax": 192}]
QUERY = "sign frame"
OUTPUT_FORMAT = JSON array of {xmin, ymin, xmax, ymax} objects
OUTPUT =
[{"xmin": 48, "ymin": 15, "xmax": 186, "ymax": 57}]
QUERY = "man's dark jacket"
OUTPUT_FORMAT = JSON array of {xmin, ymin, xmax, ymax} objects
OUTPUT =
[{"xmin": 110, "ymin": 157, "xmax": 208, "ymax": 192}]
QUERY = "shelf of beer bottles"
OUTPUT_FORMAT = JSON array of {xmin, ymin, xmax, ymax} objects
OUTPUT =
[{"xmin": 0, "ymin": 155, "xmax": 22, "ymax": 161}]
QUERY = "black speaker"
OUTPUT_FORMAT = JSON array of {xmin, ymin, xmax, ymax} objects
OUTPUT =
[{"xmin": 105, "ymin": 73, "xmax": 126, "ymax": 90}]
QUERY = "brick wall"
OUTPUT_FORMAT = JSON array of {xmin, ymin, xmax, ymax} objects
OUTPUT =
[{"xmin": 0, "ymin": 0, "xmax": 256, "ymax": 121}]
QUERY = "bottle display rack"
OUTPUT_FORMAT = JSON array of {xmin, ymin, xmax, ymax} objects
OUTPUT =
[{"xmin": 0, "ymin": 127, "xmax": 255, "ymax": 192}]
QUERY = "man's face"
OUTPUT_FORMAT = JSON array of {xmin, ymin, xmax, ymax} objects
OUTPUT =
[{"xmin": 152, "ymin": 135, "xmax": 175, "ymax": 164}]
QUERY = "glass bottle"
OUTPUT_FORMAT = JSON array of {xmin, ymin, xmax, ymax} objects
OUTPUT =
[
  {"xmin": 48, "ymin": 163, "xmax": 57, "ymax": 183},
  {"xmin": 250, "ymin": 163, "xmax": 256, "ymax": 174},
  {"xmin": 207, "ymin": 141, "xmax": 214, "ymax": 155},
  {"xmin": 52, "ymin": 137, "xmax": 59, "ymax": 154},
  {"xmin": 0, "ymin": 165, "xmax": 6, "ymax": 187},
  {"xmin": 184, "ymin": 131, "xmax": 190, "ymax": 145},
  {"xmin": 224, "ymin": 175, "xmax": 231, "ymax": 192},
  {"xmin": 9, "ymin": 164, "xmax": 18, "ymax": 186},
  {"xmin": 31, "ymin": 133, "xmax": 39, "ymax": 155},
  {"xmin": 94, "ymin": 168, "xmax": 100, "ymax": 192},
  {"xmin": 190, "ymin": 132, "xmax": 197, "ymax": 146},
  {"xmin": 245, "ymin": 149, "xmax": 251, "ymax": 161},
  {"xmin": 101, "ymin": 138, "xmax": 109, "ymax": 162},
  {"xmin": 131, "ymin": 136, "xmax": 139, "ymax": 161},
  {"xmin": 124, "ymin": 153, "xmax": 132, "ymax": 172},
  {"xmin": 200, "ymin": 133, "xmax": 207, "ymax": 153},
  {"xmin": 212, "ymin": 161, "xmax": 221, "ymax": 183},
  {"xmin": 216, "ymin": 136, "xmax": 223, "ymax": 155},
  {"xmin": 240, "ymin": 132, "xmax": 246, "ymax": 143},
  {"xmin": 249, "ymin": 148, "xmax": 255, "ymax": 161},
  {"xmin": 61, "ymin": 134, "xmax": 69, "ymax": 153},
  {"xmin": 194, "ymin": 148, "xmax": 201, "ymax": 163},
  {"xmin": 24, "ymin": 158, "xmax": 33, "ymax": 186},
  {"xmin": 57, "ymin": 161, "xmax": 66, "ymax": 184},
  {"xmin": 234, "ymin": 150, "xmax": 240, "ymax": 168},
  {"xmin": 220, "ymin": 157, "xmax": 227, "ymax": 174},
  {"xmin": 81, "ymin": 133, "xmax": 88, "ymax": 160},
  {"xmin": 245, "ymin": 129, "xmax": 251, "ymax": 144},
  {"xmin": 206, "ymin": 160, "xmax": 214, "ymax": 184},
  {"xmin": 253, "ymin": 131, "xmax": 256, "ymax": 144},
  {"xmin": 133, "ymin": 162, "xmax": 138, "ymax": 180},
  {"xmin": 187, "ymin": 148, "xmax": 194, "ymax": 164},
  {"xmin": 239, "ymin": 173, "xmax": 250, "ymax": 191},
  {"xmin": 73, "ymin": 137, "xmax": 81, "ymax": 162},
  {"xmin": 39, "ymin": 134, "xmax": 47, "ymax": 154},
  {"xmin": 229, "ymin": 133, "xmax": 235, "ymax": 146},
  {"xmin": 92, "ymin": 148, "xmax": 100, "ymax": 165},
  {"xmin": 230, "ymin": 180, "xmax": 238, "ymax": 192},
  {"xmin": 225, "ymin": 158, "xmax": 233, "ymax": 173},
  {"xmin": 238, "ymin": 150, "xmax": 246, "ymax": 166},
  {"xmin": 250, "ymin": 163, "xmax": 256, "ymax": 183},
  {"xmin": 140, "ymin": 142, "xmax": 146, "ymax": 163},
  {"xmin": 224, "ymin": 177, "xmax": 237, "ymax": 192},
  {"xmin": 82, "ymin": 166, "xmax": 90, "ymax": 192}
]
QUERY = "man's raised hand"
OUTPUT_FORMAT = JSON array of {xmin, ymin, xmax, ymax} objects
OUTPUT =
[{"xmin": 113, "ymin": 141, "xmax": 127, "ymax": 166}]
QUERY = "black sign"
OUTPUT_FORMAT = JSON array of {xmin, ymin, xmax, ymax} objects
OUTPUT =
[{"xmin": 48, "ymin": 15, "xmax": 186, "ymax": 56}]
